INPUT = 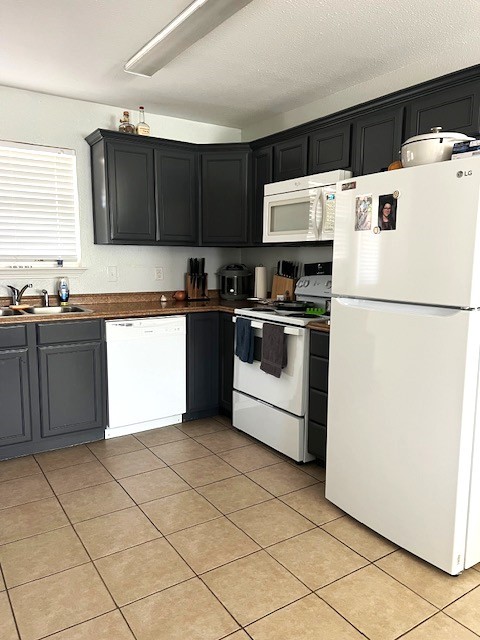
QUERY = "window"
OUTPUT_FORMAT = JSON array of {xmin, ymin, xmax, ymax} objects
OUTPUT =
[{"xmin": 0, "ymin": 139, "xmax": 80, "ymax": 267}]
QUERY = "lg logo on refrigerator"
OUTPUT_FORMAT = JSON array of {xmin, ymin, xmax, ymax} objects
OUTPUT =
[{"xmin": 457, "ymin": 170, "xmax": 473, "ymax": 178}]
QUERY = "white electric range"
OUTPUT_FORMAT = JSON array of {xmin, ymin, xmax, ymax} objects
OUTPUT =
[
  {"xmin": 235, "ymin": 274, "xmax": 332, "ymax": 327},
  {"xmin": 232, "ymin": 275, "xmax": 331, "ymax": 462}
]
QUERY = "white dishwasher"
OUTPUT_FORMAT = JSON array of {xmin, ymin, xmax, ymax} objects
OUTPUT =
[{"xmin": 105, "ymin": 315, "xmax": 186, "ymax": 438}]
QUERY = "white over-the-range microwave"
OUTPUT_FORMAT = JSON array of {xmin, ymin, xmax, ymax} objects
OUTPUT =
[{"xmin": 263, "ymin": 169, "xmax": 352, "ymax": 243}]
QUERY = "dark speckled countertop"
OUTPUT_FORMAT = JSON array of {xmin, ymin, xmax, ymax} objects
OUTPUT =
[
  {"xmin": 0, "ymin": 292, "xmax": 252, "ymax": 325},
  {"xmin": 0, "ymin": 291, "xmax": 329, "ymax": 331}
]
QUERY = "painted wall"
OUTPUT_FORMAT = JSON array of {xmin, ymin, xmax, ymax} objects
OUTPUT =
[{"xmin": 0, "ymin": 86, "xmax": 241, "ymax": 296}]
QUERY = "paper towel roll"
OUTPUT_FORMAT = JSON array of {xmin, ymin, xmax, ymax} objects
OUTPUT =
[{"xmin": 254, "ymin": 266, "xmax": 267, "ymax": 299}]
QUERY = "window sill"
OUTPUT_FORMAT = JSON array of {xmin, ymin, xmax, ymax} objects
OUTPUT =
[{"xmin": 0, "ymin": 267, "xmax": 87, "ymax": 279}]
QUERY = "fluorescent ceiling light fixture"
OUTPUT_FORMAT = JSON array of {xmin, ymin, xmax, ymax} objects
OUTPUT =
[{"xmin": 124, "ymin": 0, "xmax": 253, "ymax": 77}]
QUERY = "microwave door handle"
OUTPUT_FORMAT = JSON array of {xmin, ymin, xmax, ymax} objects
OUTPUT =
[{"xmin": 313, "ymin": 189, "xmax": 322, "ymax": 240}]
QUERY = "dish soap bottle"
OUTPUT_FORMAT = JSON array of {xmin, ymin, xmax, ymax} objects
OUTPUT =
[{"xmin": 58, "ymin": 277, "xmax": 70, "ymax": 306}]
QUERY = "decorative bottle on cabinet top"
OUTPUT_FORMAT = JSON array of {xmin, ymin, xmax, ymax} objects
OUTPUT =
[
  {"xmin": 136, "ymin": 106, "xmax": 150, "ymax": 136},
  {"xmin": 119, "ymin": 111, "xmax": 135, "ymax": 134}
]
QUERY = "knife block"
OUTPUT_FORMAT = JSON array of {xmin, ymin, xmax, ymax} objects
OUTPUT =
[
  {"xmin": 186, "ymin": 273, "xmax": 209, "ymax": 301},
  {"xmin": 271, "ymin": 275, "xmax": 297, "ymax": 301}
]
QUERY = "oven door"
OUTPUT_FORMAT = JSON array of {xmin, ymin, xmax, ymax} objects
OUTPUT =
[
  {"xmin": 263, "ymin": 188, "xmax": 319, "ymax": 243},
  {"xmin": 233, "ymin": 319, "xmax": 308, "ymax": 416}
]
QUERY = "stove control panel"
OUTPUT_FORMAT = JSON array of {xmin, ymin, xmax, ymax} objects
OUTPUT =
[{"xmin": 295, "ymin": 275, "xmax": 332, "ymax": 297}]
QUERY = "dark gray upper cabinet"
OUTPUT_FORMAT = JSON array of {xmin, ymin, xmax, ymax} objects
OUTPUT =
[
  {"xmin": 308, "ymin": 123, "xmax": 351, "ymax": 174},
  {"xmin": 201, "ymin": 149, "xmax": 250, "ymax": 246},
  {"xmin": 155, "ymin": 148, "xmax": 198, "ymax": 245},
  {"xmin": 352, "ymin": 106, "xmax": 405, "ymax": 176},
  {"xmin": 251, "ymin": 146, "xmax": 273, "ymax": 245},
  {"xmin": 87, "ymin": 130, "xmax": 198, "ymax": 246},
  {"xmin": 273, "ymin": 136, "xmax": 308, "ymax": 181},
  {"xmin": 106, "ymin": 141, "xmax": 156, "ymax": 242},
  {"xmin": 406, "ymin": 80, "xmax": 480, "ymax": 138}
]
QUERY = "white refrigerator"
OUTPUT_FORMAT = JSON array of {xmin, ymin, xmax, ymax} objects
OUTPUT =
[{"xmin": 326, "ymin": 158, "xmax": 480, "ymax": 575}]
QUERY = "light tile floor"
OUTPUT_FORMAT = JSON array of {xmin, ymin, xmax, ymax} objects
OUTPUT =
[{"xmin": 1, "ymin": 416, "xmax": 480, "ymax": 639}]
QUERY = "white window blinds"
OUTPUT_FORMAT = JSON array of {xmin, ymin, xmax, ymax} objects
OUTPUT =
[{"xmin": 0, "ymin": 140, "xmax": 80, "ymax": 264}]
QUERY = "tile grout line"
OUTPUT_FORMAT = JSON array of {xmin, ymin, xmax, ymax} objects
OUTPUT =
[
  {"xmin": 0, "ymin": 562, "xmax": 22, "ymax": 640},
  {"xmin": 30, "ymin": 459, "xmax": 142, "ymax": 640},
  {"xmin": 121, "ymin": 434, "xmax": 323, "ymax": 634}
]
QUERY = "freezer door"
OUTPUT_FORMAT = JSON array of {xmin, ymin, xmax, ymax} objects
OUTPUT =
[
  {"xmin": 333, "ymin": 159, "xmax": 480, "ymax": 308},
  {"xmin": 326, "ymin": 297, "xmax": 480, "ymax": 574}
]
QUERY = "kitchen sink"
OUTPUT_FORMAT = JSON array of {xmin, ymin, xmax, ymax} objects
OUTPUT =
[
  {"xmin": 23, "ymin": 306, "xmax": 93, "ymax": 315},
  {"xmin": 0, "ymin": 307, "xmax": 23, "ymax": 316}
]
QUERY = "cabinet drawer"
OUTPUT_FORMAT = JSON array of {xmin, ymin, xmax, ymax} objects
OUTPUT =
[
  {"xmin": 310, "ymin": 355, "xmax": 329, "ymax": 392},
  {"xmin": 309, "ymin": 388, "xmax": 328, "ymax": 425},
  {"xmin": 37, "ymin": 320, "xmax": 103, "ymax": 345},
  {"xmin": 0, "ymin": 324, "xmax": 27, "ymax": 349},
  {"xmin": 310, "ymin": 332, "xmax": 329, "ymax": 358},
  {"xmin": 308, "ymin": 419, "xmax": 327, "ymax": 461}
]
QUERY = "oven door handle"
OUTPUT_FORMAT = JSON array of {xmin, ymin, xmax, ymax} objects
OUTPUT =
[{"xmin": 232, "ymin": 317, "xmax": 302, "ymax": 336}]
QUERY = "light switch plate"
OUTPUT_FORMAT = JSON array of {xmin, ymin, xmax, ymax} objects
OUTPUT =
[{"xmin": 107, "ymin": 266, "xmax": 118, "ymax": 282}]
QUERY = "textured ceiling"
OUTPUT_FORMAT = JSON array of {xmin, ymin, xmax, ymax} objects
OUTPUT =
[{"xmin": 2, "ymin": 0, "xmax": 480, "ymax": 129}]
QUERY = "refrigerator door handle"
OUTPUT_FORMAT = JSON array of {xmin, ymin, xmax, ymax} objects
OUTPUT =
[{"xmin": 334, "ymin": 296, "xmax": 464, "ymax": 318}]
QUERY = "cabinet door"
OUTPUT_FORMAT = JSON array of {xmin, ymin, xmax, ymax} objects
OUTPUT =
[
  {"xmin": 353, "ymin": 106, "xmax": 404, "ymax": 176},
  {"xmin": 406, "ymin": 80, "xmax": 480, "ymax": 138},
  {"xmin": 273, "ymin": 136, "xmax": 308, "ymax": 181},
  {"xmin": 38, "ymin": 342, "xmax": 105, "ymax": 437},
  {"xmin": 201, "ymin": 151, "xmax": 249, "ymax": 245},
  {"xmin": 106, "ymin": 141, "xmax": 156, "ymax": 242},
  {"xmin": 308, "ymin": 123, "xmax": 351, "ymax": 174},
  {"xmin": 308, "ymin": 332, "xmax": 330, "ymax": 461},
  {"xmin": 186, "ymin": 312, "xmax": 219, "ymax": 416},
  {"xmin": 0, "ymin": 348, "xmax": 33, "ymax": 446},
  {"xmin": 219, "ymin": 313, "xmax": 235, "ymax": 415},
  {"xmin": 251, "ymin": 146, "xmax": 273, "ymax": 245},
  {"xmin": 155, "ymin": 148, "xmax": 198, "ymax": 244}
]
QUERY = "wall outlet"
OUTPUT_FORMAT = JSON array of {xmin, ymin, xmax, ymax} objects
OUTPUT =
[
  {"xmin": 155, "ymin": 267, "xmax": 164, "ymax": 281},
  {"xmin": 107, "ymin": 266, "xmax": 118, "ymax": 282}
]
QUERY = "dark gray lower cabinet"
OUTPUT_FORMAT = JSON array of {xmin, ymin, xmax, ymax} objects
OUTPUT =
[
  {"xmin": 38, "ymin": 342, "xmax": 104, "ymax": 437},
  {"xmin": 219, "ymin": 312, "xmax": 234, "ymax": 415},
  {"xmin": 308, "ymin": 331, "xmax": 330, "ymax": 462},
  {"xmin": 0, "ymin": 320, "xmax": 106, "ymax": 460},
  {"xmin": 0, "ymin": 325, "xmax": 32, "ymax": 449},
  {"xmin": 185, "ymin": 312, "xmax": 220, "ymax": 420}
]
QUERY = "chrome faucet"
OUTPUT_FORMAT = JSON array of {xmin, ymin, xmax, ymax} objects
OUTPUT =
[
  {"xmin": 7, "ymin": 284, "xmax": 32, "ymax": 306},
  {"xmin": 41, "ymin": 289, "xmax": 50, "ymax": 307}
]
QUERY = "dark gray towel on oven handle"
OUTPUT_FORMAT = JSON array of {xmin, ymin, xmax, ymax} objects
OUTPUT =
[
  {"xmin": 235, "ymin": 317, "xmax": 254, "ymax": 364},
  {"xmin": 260, "ymin": 322, "xmax": 287, "ymax": 378}
]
